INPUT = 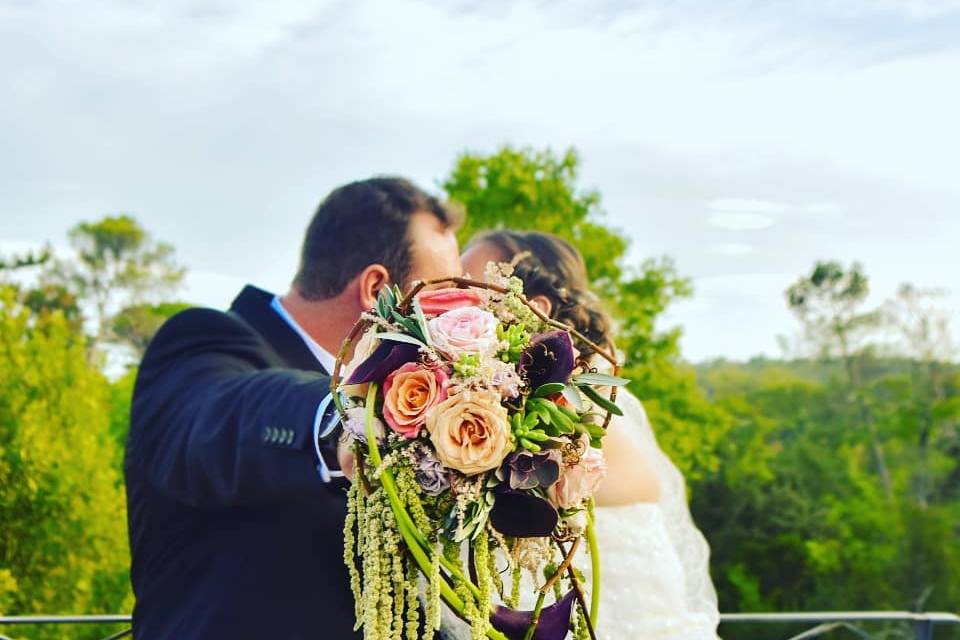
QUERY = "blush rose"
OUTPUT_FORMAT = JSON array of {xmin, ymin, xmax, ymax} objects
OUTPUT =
[
  {"xmin": 427, "ymin": 306, "xmax": 499, "ymax": 359},
  {"xmin": 548, "ymin": 437, "xmax": 608, "ymax": 509}
]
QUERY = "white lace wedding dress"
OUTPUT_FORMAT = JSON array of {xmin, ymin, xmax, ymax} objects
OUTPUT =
[{"xmin": 584, "ymin": 390, "xmax": 720, "ymax": 639}]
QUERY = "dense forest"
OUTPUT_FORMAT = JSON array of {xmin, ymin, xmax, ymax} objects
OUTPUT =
[{"xmin": 1, "ymin": 146, "xmax": 957, "ymax": 639}]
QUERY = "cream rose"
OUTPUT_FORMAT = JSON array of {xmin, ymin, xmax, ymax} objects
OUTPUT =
[
  {"xmin": 342, "ymin": 328, "xmax": 379, "ymax": 379},
  {"xmin": 383, "ymin": 363, "xmax": 449, "ymax": 439},
  {"xmin": 427, "ymin": 306, "xmax": 499, "ymax": 359},
  {"xmin": 340, "ymin": 328, "xmax": 381, "ymax": 397},
  {"xmin": 426, "ymin": 391, "xmax": 512, "ymax": 475}
]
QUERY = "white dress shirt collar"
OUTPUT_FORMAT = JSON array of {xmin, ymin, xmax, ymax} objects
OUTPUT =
[
  {"xmin": 270, "ymin": 295, "xmax": 343, "ymax": 482},
  {"xmin": 270, "ymin": 295, "xmax": 337, "ymax": 375}
]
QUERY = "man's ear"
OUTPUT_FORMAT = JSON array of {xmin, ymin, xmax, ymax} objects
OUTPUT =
[
  {"xmin": 357, "ymin": 264, "xmax": 391, "ymax": 310},
  {"xmin": 529, "ymin": 294, "xmax": 553, "ymax": 317}
]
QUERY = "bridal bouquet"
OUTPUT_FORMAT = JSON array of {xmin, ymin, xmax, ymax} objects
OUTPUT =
[{"xmin": 333, "ymin": 266, "xmax": 627, "ymax": 640}]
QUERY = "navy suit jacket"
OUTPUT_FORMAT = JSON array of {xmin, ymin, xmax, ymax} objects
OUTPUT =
[{"xmin": 125, "ymin": 285, "xmax": 361, "ymax": 639}]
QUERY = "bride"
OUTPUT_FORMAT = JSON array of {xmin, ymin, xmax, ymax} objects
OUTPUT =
[{"xmin": 461, "ymin": 230, "xmax": 721, "ymax": 640}]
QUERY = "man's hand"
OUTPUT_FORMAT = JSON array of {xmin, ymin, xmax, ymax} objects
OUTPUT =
[{"xmin": 336, "ymin": 436, "xmax": 355, "ymax": 480}]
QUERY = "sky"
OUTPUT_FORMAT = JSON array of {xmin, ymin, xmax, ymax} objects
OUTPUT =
[{"xmin": 2, "ymin": 0, "xmax": 959, "ymax": 361}]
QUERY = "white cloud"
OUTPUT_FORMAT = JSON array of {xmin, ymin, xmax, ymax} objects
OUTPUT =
[
  {"xmin": 695, "ymin": 273, "xmax": 795, "ymax": 298},
  {"xmin": 706, "ymin": 213, "xmax": 775, "ymax": 230},
  {"xmin": 707, "ymin": 198, "xmax": 846, "ymax": 216},
  {"xmin": 802, "ymin": 202, "xmax": 844, "ymax": 216},
  {"xmin": 709, "ymin": 242, "xmax": 755, "ymax": 256},
  {"xmin": 709, "ymin": 198, "xmax": 790, "ymax": 214}
]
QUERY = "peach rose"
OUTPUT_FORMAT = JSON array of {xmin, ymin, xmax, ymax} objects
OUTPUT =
[
  {"xmin": 417, "ymin": 287, "xmax": 484, "ymax": 316},
  {"xmin": 426, "ymin": 392, "xmax": 512, "ymax": 475},
  {"xmin": 427, "ymin": 306, "xmax": 499, "ymax": 359},
  {"xmin": 548, "ymin": 437, "xmax": 608, "ymax": 509},
  {"xmin": 383, "ymin": 363, "xmax": 449, "ymax": 438}
]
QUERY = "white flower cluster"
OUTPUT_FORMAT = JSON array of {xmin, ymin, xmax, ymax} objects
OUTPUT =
[
  {"xmin": 482, "ymin": 259, "xmax": 547, "ymax": 332},
  {"xmin": 343, "ymin": 405, "xmax": 385, "ymax": 443},
  {"xmin": 447, "ymin": 355, "xmax": 522, "ymax": 400},
  {"xmin": 513, "ymin": 536, "xmax": 555, "ymax": 583}
]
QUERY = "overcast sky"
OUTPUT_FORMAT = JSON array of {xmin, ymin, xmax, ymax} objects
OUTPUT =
[{"xmin": 2, "ymin": 0, "xmax": 958, "ymax": 361}]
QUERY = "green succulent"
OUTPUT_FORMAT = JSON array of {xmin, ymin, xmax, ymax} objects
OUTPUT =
[{"xmin": 497, "ymin": 322, "xmax": 530, "ymax": 363}]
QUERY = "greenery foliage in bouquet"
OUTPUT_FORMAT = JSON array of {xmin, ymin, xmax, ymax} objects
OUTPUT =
[{"xmin": 333, "ymin": 263, "xmax": 628, "ymax": 640}]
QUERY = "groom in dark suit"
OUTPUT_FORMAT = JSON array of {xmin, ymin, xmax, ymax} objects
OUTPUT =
[{"xmin": 124, "ymin": 177, "xmax": 463, "ymax": 639}]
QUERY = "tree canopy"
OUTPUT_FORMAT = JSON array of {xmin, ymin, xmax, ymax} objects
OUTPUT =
[
  {"xmin": 0, "ymin": 288, "xmax": 132, "ymax": 636},
  {"xmin": 1, "ymin": 150, "xmax": 957, "ymax": 640}
]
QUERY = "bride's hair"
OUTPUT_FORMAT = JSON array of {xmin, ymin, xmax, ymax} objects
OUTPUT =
[{"xmin": 468, "ymin": 230, "xmax": 615, "ymax": 356}]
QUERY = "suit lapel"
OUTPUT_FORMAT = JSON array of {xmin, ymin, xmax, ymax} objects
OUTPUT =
[{"xmin": 229, "ymin": 285, "xmax": 328, "ymax": 375}]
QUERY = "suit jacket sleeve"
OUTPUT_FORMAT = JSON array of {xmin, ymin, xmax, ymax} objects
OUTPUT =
[{"xmin": 128, "ymin": 308, "xmax": 335, "ymax": 508}]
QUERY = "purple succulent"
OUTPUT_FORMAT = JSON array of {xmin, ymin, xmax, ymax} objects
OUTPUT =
[
  {"xmin": 345, "ymin": 340, "xmax": 420, "ymax": 385},
  {"xmin": 490, "ymin": 589, "xmax": 577, "ymax": 640},
  {"xmin": 519, "ymin": 330, "xmax": 576, "ymax": 390},
  {"xmin": 501, "ymin": 452, "xmax": 560, "ymax": 491},
  {"xmin": 412, "ymin": 445, "xmax": 450, "ymax": 496}
]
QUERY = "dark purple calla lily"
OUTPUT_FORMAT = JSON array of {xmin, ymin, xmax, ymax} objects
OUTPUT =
[
  {"xmin": 491, "ymin": 589, "xmax": 578, "ymax": 640},
  {"xmin": 519, "ymin": 330, "xmax": 576, "ymax": 390},
  {"xmin": 345, "ymin": 340, "xmax": 420, "ymax": 385},
  {"xmin": 490, "ymin": 489, "xmax": 558, "ymax": 538}
]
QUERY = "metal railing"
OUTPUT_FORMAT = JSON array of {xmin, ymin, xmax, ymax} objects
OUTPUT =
[
  {"xmin": 0, "ymin": 615, "xmax": 131, "ymax": 640},
  {"xmin": 719, "ymin": 611, "xmax": 960, "ymax": 640},
  {"xmin": 0, "ymin": 611, "xmax": 958, "ymax": 639}
]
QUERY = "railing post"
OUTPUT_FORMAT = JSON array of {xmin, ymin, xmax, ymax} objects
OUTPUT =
[{"xmin": 913, "ymin": 619, "xmax": 933, "ymax": 640}]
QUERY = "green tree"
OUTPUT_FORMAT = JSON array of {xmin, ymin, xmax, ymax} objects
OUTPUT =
[
  {"xmin": 0, "ymin": 249, "xmax": 83, "ymax": 332},
  {"xmin": 786, "ymin": 260, "xmax": 876, "ymax": 360},
  {"xmin": 787, "ymin": 261, "xmax": 892, "ymax": 497},
  {"xmin": 21, "ymin": 284, "xmax": 84, "ymax": 332},
  {"xmin": 46, "ymin": 215, "xmax": 185, "ymax": 345},
  {"xmin": 106, "ymin": 368, "xmax": 138, "ymax": 469},
  {"xmin": 695, "ymin": 261, "xmax": 960, "ymax": 637},
  {"xmin": 0, "ymin": 248, "xmax": 51, "ymax": 272},
  {"xmin": 883, "ymin": 284, "xmax": 960, "ymax": 507},
  {"xmin": 441, "ymin": 145, "xmax": 727, "ymax": 478},
  {"xmin": 698, "ymin": 357, "xmax": 960, "ymax": 637},
  {"xmin": 0, "ymin": 287, "xmax": 132, "ymax": 636},
  {"xmin": 111, "ymin": 301, "xmax": 191, "ymax": 357},
  {"xmin": 443, "ymin": 146, "xmax": 627, "ymax": 289}
]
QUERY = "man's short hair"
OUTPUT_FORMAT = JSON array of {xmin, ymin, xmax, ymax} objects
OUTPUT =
[{"xmin": 294, "ymin": 177, "xmax": 461, "ymax": 300}]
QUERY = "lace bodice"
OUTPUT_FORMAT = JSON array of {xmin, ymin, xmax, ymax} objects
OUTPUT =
[
  {"xmin": 588, "ymin": 391, "xmax": 720, "ymax": 639},
  {"xmin": 585, "ymin": 502, "xmax": 717, "ymax": 639}
]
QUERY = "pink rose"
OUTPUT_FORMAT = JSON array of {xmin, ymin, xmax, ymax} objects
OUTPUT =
[
  {"xmin": 548, "ymin": 437, "xmax": 608, "ymax": 509},
  {"xmin": 427, "ymin": 306, "xmax": 499, "ymax": 359},
  {"xmin": 383, "ymin": 363, "xmax": 449, "ymax": 438},
  {"xmin": 417, "ymin": 287, "xmax": 484, "ymax": 316}
]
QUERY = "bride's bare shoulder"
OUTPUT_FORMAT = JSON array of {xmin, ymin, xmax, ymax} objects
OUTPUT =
[{"xmin": 594, "ymin": 412, "xmax": 661, "ymax": 507}]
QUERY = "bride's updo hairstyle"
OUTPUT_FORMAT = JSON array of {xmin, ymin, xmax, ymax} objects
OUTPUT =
[{"xmin": 468, "ymin": 230, "xmax": 615, "ymax": 358}]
